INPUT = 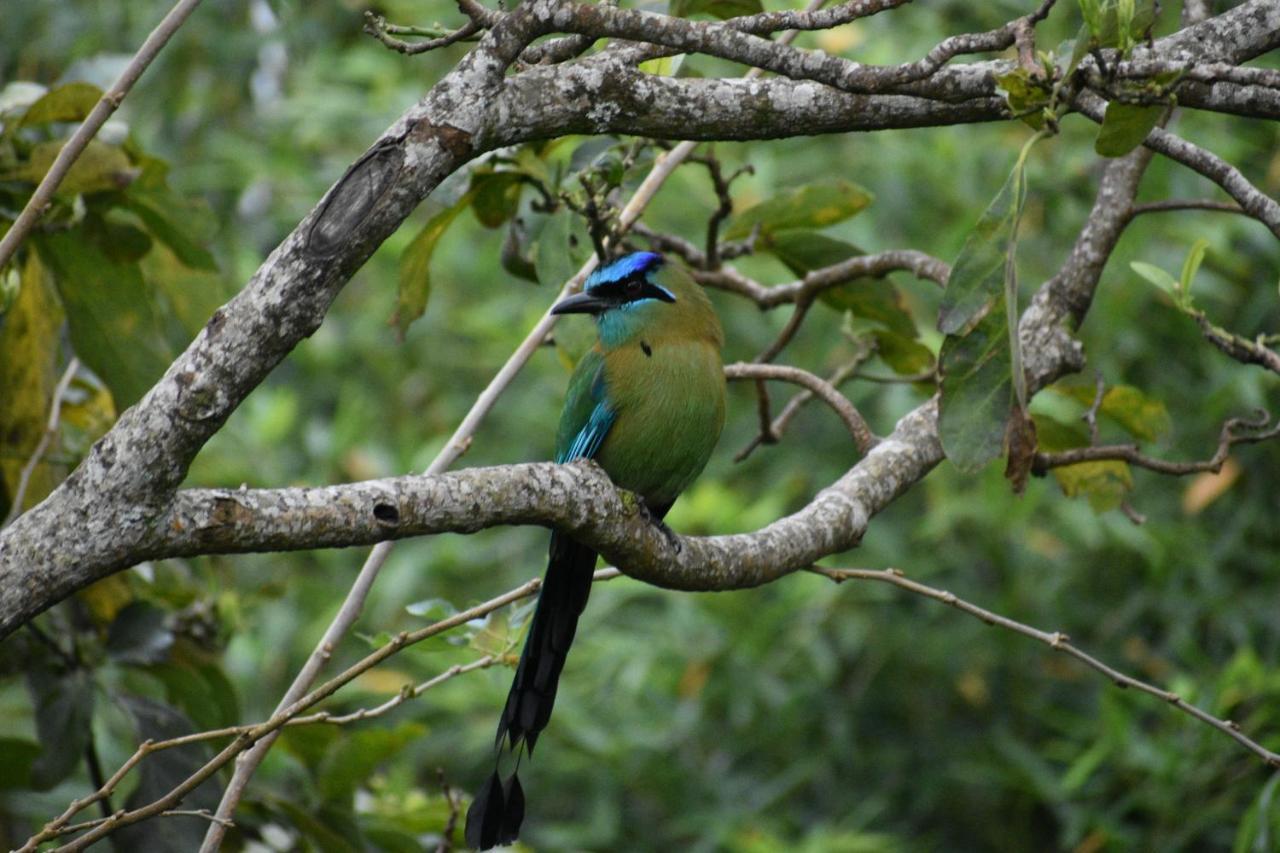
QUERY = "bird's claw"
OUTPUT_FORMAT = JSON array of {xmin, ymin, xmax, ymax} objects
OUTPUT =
[{"xmin": 639, "ymin": 502, "xmax": 682, "ymax": 553}]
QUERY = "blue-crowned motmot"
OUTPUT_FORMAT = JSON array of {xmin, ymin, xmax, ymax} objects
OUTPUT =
[{"xmin": 465, "ymin": 251, "xmax": 726, "ymax": 849}]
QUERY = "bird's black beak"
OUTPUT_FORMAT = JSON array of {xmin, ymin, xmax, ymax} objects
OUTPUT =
[{"xmin": 550, "ymin": 291, "xmax": 609, "ymax": 315}]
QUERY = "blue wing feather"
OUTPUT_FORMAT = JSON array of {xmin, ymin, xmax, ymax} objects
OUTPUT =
[
  {"xmin": 557, "ymin": 401, "xmax": 615, "ymax": 463},
  {"xmin": 555, "ymin": 349, "xmax": 616, "ymax": 464}
]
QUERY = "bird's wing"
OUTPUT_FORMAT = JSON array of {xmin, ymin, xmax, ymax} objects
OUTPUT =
[{"xmin": 554, "ymin": 348, "xmax": 616, "ymax": 463}]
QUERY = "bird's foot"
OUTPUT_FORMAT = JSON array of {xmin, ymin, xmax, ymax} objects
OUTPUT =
[{"xmin": 639, "ymin": 503, "xmax": 682, "ymax": 553}]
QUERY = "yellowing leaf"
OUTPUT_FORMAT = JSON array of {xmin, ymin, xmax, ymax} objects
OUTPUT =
[
  {"xmin": 726, "ymin": 180, "xmax": 873, "ymax": 240},
  {"xmin": 1182, "ymin": 456, "xmax": 1240, "ymax": 515},
  {"xmin": 1052, "ymin": 460, "xmax": 1133, "ymax": 511},
  {"xmin": 0, "ymin": 252, "xmax": 65, "ymax": 515},
  {"xmin": 354, "ymin": 668, "xmax": 418, "ymax": 696},
  {"xmin": 78, "ymin": 574, "xmax": 134, "ymax": 626},
  {"xmin": 816, "ymin": 26, "xmax": 864, "ymax": 54},
  {"xmin": 8, "ymin": 139, "xmax": 136, "ymax": 195}
]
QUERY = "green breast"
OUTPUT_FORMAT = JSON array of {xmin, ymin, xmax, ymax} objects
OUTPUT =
[{"xmin": 593, "ymin": 336, "xmax": 725, "ymax": 507}]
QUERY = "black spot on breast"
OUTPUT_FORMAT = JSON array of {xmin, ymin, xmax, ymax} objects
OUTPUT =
[{"xmin": 641, "ymin": 340, "xmax": 652, "ymax": 357}]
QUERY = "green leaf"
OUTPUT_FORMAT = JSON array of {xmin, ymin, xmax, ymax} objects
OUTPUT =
[
  {"xmin": 670, "ymin": 0, "xmax": 763, "ymax": 20},
  {"xmin": 939, "ymin": 131, "xmax": 1042, "ymax": 438},
  {"xmin": 469, "ymin": 171, "xmax": 524, "ymax": 229},
  {"xmin": 122, "ymin": 189, "xmax": 219, "ymax": 271},
  {"xmin": 318, "ymin": 723, "xmax": 426, "ymax": 803},
  {"xmin": 405, "ymin": 597, "xmax": 457, "ymax": 621},
  {"xmin": 7, "ymin": 139, "xmax": 136, "ymax": 195},
  {"xmin": 0, "ymin": 738, "xmax": 40, "ymax": 790},
  {"xmin": 1064, "ymin": 26, "xmax": 1094, "ymax": 78},
  {"xmin": 393, "ymin": 192, "xmax": 474, "ymax": 336},
  {"xmin": 17, "ymin": 81, "xmax": 102, "ymax": 127},
  {"xmin": 26, "ymin": 667, "xmax": 94, "ymax": 790},
  {"xmin": 533, "ymin": 207, "xmax": 589, "ymax": 289},
  {"xmin": 469, "ymin": 610, "xmax": 516, "ymax": 657},
  {"xmin": 84, "ymin": 213, "xmax": 153, "ymax": 264},
  {"xmin": 1095, "ymin": 102, "xmax": 1163, "ymax": 157},
  {"xmin": 639, "ymin": 53, "xmax": 686, "ymax": 77},
  {"xmin": 725, "ymin": 180, "xmax": 873, "ymax": 240},
  {"xmin": 106, "ymin": 601, "xmax": 174, "ymax": 666},
  {"xmin": 1179, "ymin": 237, "xmax": 1209, "ymax": 294},
  {"xmin": 1030, "ymin": 413, "xmax": 1088, "ymax": 451},
  {"xmin": 150, "ymin": 659, "xmax": 240, "ymax": 732},
  {"xmin": 995, "ymin": 68, "xmax": 1052, "ymax": 129},
  {"xmin": 36, "ymin": 230, "xmax": 173, "ymax": 408},
  {"xmin": 938, "ymin": 299, "xmax": 1012, "ymax": 472},
  {"xmin": 116, "ymin": 695, "xmax": 222, "ymax": 852},
  {"xmin": 872, "ymin": 329, "xmax": 935, "ymax": 376},
  {"xmin": 764, "ymin": 231, "xmax": 918, "ymax": 338},
  {"xmin": 272, "ymin": 799, "xmax": 364, "ymax": 853},
  {"xmin": 938, "ymin": 163, "xmax": 1021, "ymax": 335},
  {"xmin": 1130, "ymin": 260, "xmax": 1180, "ymax": 300}
]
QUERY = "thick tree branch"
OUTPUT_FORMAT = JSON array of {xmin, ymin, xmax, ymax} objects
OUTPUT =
[{"xmin": 2, "ymin": 0, "xmax": 1272, "ymax": 639}]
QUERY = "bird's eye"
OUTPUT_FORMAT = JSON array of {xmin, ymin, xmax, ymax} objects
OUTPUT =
[{"xmin": 624, "ymin": 278, "xmax": 643, "ymax": 298}]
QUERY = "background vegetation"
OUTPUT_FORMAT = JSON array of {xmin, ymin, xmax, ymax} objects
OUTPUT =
[{"xmin": 2, "ymin": 0, "xmax": 1279, "ymax": 850}]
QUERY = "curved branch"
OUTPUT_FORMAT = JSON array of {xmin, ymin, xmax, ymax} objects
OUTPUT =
[
  {"xmin": 725, "ymin": 362, "xmax": 877, "ymax": 454},
  {"xmin": 695, "ymin": 249, "xmax": 949, "ymax": 306},
  {"xmin": 143, "ymin": 405, "xmax": 923, "ymax": 588}
]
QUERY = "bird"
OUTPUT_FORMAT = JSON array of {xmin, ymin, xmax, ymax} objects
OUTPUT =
[{"xmin": 464, "ymin": 251, "xmax": 726, "ymax": 849}]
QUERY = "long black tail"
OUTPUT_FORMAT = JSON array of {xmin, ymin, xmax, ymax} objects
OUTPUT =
[{"xmin": 465, "ymin": 532, "xmax": 597, "ymax": 850}]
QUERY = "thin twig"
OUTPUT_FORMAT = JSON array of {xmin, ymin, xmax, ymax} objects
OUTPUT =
[
  {"xmin": 0, "ymin": 0, "xmax": 205, "ymax": 271},
  {"xmin": 1127, "ymin": 199, "xmax": 1249, "ymax": 220},
  {"xmin": 1034, "ymin": 411, "xmax": 1280, "ymax": 476},
  {"xmin": 735, "ymin": 348, "xmax": 873, "ymax": 462},
  {"xmin": 363, "ymin": 11, "xmax": 481, "ymax": 54},
  {"xmin": 755, "ymin": 296, "xmax": 814, "ymax": 364},
  {"xmin": 3, "ymin": 358, "xmax": 79, "ymax": 527},
  {"xmin": 1193, "ymin": 314, "xmax": 1280, "ymax": 375},
  {"xmin": 436, "ymin": 768, "xmax": 461, "ymax": 853},
  {"xmin": 695, "ymin": 250, "xmax": 950, "ymax": 308},
  {"xmin": 725, "ymin": 362, "xmax": 876, "ymax": 455},
  {"xmin": 1083, "ymin": 370, "xmax": 1105, "ymax": 446},
  {"xmin": 29, "ymin": 571, "xmax": 619, "ymax": 851},
  {"xmin": 1074, "ymin": 92, "xmax": 1280, "ymax": 239},
  {"xmin": 810, "ymin": 565, "xmax": 1280, "ymax": 769}
]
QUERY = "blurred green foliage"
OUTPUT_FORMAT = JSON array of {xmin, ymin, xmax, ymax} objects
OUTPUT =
[{"xmin": 2, "ymin": 0, "xmax": 1280, "ymax": 850}]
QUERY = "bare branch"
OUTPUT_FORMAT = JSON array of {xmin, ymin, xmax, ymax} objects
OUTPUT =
[
  {"xmin": 695, "ymin": 249, "xmax": 949, "ymax": 307},
  {"xmin": 812, "ymin": 566, "xmax": 1280, "ymax": 769},
  {"xmin": 1193, "ymin": 314, "xmax": 1280, "ymax": 375},
  {"xmin": 1073, "ymin": 92, "xmax": 1280, "ymax": 239},
  {"xmin": 1128, "ymin": 199, "xmax": 1249, "ymax": 219},
  {"xmin": 362, "ymin": 11, "xmax": 482, "ymax": 54},
  {"xmin": 730, "ymin": 362, "xmax": 878, "ymax": 454},
  {"xmin": 25, "ymin": 574, "xmax": 573, "ymax": 851},
  {"xmin": 735, "ymin": 347, "xmax": 875, "ymax": 463},
  {"xmin": 1035, "ymin": 411, "xmax": 1280, "ymax": 476}
]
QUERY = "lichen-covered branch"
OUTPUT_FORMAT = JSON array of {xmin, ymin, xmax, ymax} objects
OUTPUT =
[{"xmin": 1, "ymin": 0, "xmax": 1273, "ymax": 642}]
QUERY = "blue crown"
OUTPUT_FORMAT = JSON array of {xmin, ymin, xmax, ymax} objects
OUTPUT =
[{"xmin": 585, "ymin": 252, "xmax": 664, "ymax": 291}]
